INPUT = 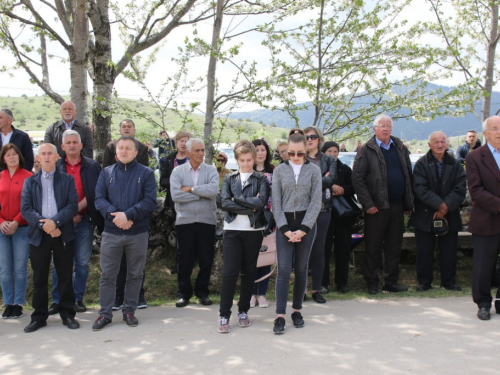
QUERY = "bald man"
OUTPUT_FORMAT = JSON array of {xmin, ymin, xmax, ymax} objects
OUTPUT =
[
  {"xmin": 44, "ymin": 101, "xmax": 93, "ymax": 159},
  {"xmin": 409, "ymin": 131, "xmax": 466, "ymax": 292}
]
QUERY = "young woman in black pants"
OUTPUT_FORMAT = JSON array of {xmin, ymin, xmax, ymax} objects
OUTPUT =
[
  {"xmin": 303, "ymin": 126, "xmax": 336, "ymax": 303},
  {"xmin": 321, "ymin": 141, "xmax": 355, "ymax": 293},
  {"xmin": 218, "ymin": 140, "xmax": 270, "ymax": 333},
  {"xmin": 272, "ymin": 132, "xmax": 322, "ymax": 334}
]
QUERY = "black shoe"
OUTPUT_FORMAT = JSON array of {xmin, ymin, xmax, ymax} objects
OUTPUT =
[
  {"xmin": 416, "ymin": 284, "xmax": 432, "ymax": 292},
  {"xmin": 312, "ymin": 292, "xmax": 326, "ymax": 304},
  {"xmin": 176, "ymin": 297, "xmax": 189, "ymax": 308},
  {"xmin": 383, "ymin": 283, "xmax": 408, "ymax": 293},
  {"xmin": 112, "ymin": 298, "xmax": 123, "ymax": 311},
  {"xmin": 477, "ymin": 307, "xmax": 491, "ymax": 321},
  {"xmin": 291, "ymin": 312, "xmax": 305, "ymax": 328},
  {"xmin": 62, "ymin": 317, "xmax": 80, "ymax": 329},
  {"xmin": 441, "ymin": 284, "xmax": 462, "ymax": 291},
  {"xmin": 368, "ymin": 284, "xmax": 379, "ymax": 295},
  {"xmin": 48, "ymin": 303, "xmax": 59, "ymax": 315},
  {"xmin": 123, "ymin": 312, "xmax": 139, "ymax": 327},
  {"xmin": 336, "ymin": 285, "xmax": 349, "ymax": 294},
  {"xmin": 199, "ymin": 296, "xmax": 212, "ymax": 306},
  {"xmin": 319, "ymin": 286, "xmax": 329, "ymax": 293},
  {"xmin": 2, "ymin": 305, "xmax": 14, "ymax": 319},
  {"xmin": 11, "ymin": 305, "xmax": 23, "ymax": 318},
  {"xmin": 273, "ymin": 317, "xmax": 286, "ymax": 334},
  {"xmin": 495, "ymin": 300, "xmax": 500, "ymax": 315},
  {"xmin": 75, "ymin": 301, "xmax": 87, "ymax": 313},
  {"xmin": 24, "ymin": 320, "xmax": 47, "ymax": 333},
  {"xmin": 92, "ymin": 315, "xmax": 112, "ymax": 331},
  {"xmin": 137, "ymin": 298, "xmax": 148, "ymax": 309}
]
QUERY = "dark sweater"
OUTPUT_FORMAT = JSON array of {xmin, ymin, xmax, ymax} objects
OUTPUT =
[{"xmin": 381, "ymin": 145, "xmax": 405, "ymax": 204}]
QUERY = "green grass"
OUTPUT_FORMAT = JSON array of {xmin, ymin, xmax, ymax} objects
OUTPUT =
[
  {"xmin": 1, "ymin": 95, "xmax": 290, "ymax": 146},
  {"xmin": 7, "ymin": 249, "xmax": 473, "ymax": 311}
]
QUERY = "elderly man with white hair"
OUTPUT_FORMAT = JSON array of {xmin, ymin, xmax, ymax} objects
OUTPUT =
[
  {"xmin": 170, "ymin": 138, "xmax": 219, "ymax": 308},
  {"xmin": 409, "ymin": 131, "xmax": 466, "ymax": 293},
  {"xmin": 466, "ymin": 116, "xmax": 500, "ymax": 320},
  {"xmin": 21, "ymin": 143, "xmax": 79, "ymax": 333},
  {"xmin": 352, "ymin": 114, "xmax": 414, "ymax": 295}
]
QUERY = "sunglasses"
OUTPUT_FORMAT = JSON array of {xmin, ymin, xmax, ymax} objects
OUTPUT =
[
  {"xmin": 305, "ymin": 135, "xmax": 319, "ymax": 141},
  {"xmin": 288, "ymin": 151, "xmax": 305, "ymax": 157},
  {"xmin": 216, "ymin": 159, "xmax": 225, "ymax": 163}
]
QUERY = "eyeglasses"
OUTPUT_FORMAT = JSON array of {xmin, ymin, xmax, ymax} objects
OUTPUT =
[
  {"xmin": 485, "ymin": 127, "xmax": 500, "ymax": 133},
  {"xmin": 305, "ymin": 135, "xmax": 319, "ymax": 141},
  {"xmin": 375, "ymin": 124, "xmax": 392, "ymax": 129},
  {"xmin": 288, "ymin": 151, "xmax": 305, "ymax": 157},
  {"xmin": 279, "ymin": 149, "xmax": 288, "ymax": 154}
]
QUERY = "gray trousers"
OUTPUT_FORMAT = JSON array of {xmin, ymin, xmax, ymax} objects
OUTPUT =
[{"xmin": 99, "ymin": 231, "xmax": 148, "ymax": 318}]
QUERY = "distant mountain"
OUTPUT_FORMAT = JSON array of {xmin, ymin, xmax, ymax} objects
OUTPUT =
[{"xmin": 227, "ymin": 83, "xmax": 499, "ymax": 140}]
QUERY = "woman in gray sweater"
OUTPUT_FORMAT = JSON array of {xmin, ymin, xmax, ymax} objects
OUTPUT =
[{"xmin": 271, "ymin": 131, "xmax": 322, "ymax": 334}]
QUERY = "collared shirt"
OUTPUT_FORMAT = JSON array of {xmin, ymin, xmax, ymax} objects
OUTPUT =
[
  {"xmin": 487, "ymin": 143, "xmax": 500, "ymax": 171},
  {"xmin": 64, "ymin": 120, "xmax": 76, "ymax": 130},
  {"xmin": 41, "ymin": 169, "xmax": 58, "ymax": 218},
  {"xmin": 431, "ymin": 153, "xmax": 445, "ymax": 178},
  {"xmin": 375, "ymin": 137, "xmax": 394, "ymax": 151},
  {"xmin": 189, "ymin": 163, "xmax": 201, "ymax": 186},
  {"xmin": 65, "ymin": 157, "xmax": 87, "ymax": 215},
  {"xmin": 1, "ymin": 131, "xmax": 13, "ymax": 145}
]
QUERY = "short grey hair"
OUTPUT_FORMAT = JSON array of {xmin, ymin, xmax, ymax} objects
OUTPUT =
[
  {"xmin": 483, "ymin": 117, "xmax": 491, "ymax": 131},
  {"xmin": 428, "ymin": 131, "xmax": 448, "ymax": 143},
  {"xmin": 0, "ymin": 108, "xmax": 14, "ymax": 121},
  {"xmin": 186, "ymin": 137, "xmax": 204, "ymax": 152},
  {"xmin": 62, "ymin": 129, "xmax": 81, "ymax": 144},
  {"xmin": 373, "ymin": 114, "xmax": 393, "ymax": 128},
  {"xmin": 39, "ymin": 143, "xmax": 58, "ymax": 154}
]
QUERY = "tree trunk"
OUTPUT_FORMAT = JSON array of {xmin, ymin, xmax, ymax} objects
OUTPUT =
[
  {"xmin": 70, "ymin": 0, "xmax": 89, "ymax": 124},
  {"xmin": 312, "ymin": 0, "xmax": 325, "ymax": 127},
  {"xmin": 89, "ymin": 0, "xmax": 115, "ymax": 163},
  {"xmin": 203, "ymin": 0, "xmax": 224, "ymax": 165},
  {"xmin": 483, "ymin": 3, "xmax": 499, "ymax": 120}
]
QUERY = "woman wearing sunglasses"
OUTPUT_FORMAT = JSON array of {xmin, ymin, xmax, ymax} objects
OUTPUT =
[
  {"xmin": 302, "ymin": 126, "xmax": 336, "ymax": 303},
  {"xmin": 271, "ymin": 130, "xmax": 322, "ymax": 334}
]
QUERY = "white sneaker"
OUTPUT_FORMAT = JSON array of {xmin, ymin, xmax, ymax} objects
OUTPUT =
[
  {"xmin": 250, "ymin": 295, "xmax": 256, "ymax": 308},
  {"xmin": 257, "ymin": 295, "xmax": 269, "ymax": 308},
  {"xmin": 218, "ymin": 317, "xmax": 231, "ymax": 333}
]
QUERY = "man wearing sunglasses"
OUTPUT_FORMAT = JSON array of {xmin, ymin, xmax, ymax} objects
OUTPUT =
[{"xmin": 352, "ymin": 114, "xmax": 413, "ymax": 295}]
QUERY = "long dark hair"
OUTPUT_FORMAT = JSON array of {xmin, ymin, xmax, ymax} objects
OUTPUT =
[{"xmin": 252, "ymin": 139, "xmax": 274, "ymax": 173}]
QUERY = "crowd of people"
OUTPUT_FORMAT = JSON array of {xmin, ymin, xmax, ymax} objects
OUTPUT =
[{"xmin": 1, "ymin": 102, "xmax": 500, "ymax": 336}]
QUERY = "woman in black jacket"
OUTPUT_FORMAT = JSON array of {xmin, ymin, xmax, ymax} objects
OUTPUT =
[
  {"xmin": 218, "ymin": 140, "xmax": 270, "ymax": 333},
  {"xmin": 303, "ymin": 127, "xmax": 336, "ymax": 303},
  {"xmin": 321, "ymin": 142, "xmax": 356, "ymax": 293}
]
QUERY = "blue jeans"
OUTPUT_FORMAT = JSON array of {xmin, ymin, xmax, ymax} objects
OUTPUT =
[
  {"xmin": 51, "ymin": 216, "xmax": 93, "ymax": 303},
  {"xmin": 0, "ymin": 226, "xmax": 29, "ymax": 305}
]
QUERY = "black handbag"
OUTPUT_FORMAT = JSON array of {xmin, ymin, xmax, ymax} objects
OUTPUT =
[
  {"xmin": 332, "ymin": 196, "xmax": 362, "ymax": 219},
  {"xmin": 432, "ymin": 217, "xmax": 449, "ymax": 236}
]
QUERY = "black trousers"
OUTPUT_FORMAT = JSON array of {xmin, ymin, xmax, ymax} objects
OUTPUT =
[
  {"xmin": 116, "ymin": 252, "xmax": 146, "ymax": 301},
  {"xmin": 415, "ymin": 228, "xmax": 458, "ymax": 287},
  {"xmin": 323, "ymin": 212, "xmax": 353, "ymax": 287},
  {"xmin": 176, "ymin": 223, "xmax": 215, "ymax": 299},
  {"xmin": 309, "ymin": 211, "xmax": 331, "ymax": 291},
  {"xmin": 472, "ymin": 234, "xmax": 500, "ymax": 308},
  {"xmin": 219, "ymin": 230, "xmax": 263, "ymax": 318},
  {"xmin": 29, "ymin": 234, "xmax": 76, "ymax": 322},
  {"xmin": 363, "ymin": 203, "xmax": 404, "ymax": 285}
]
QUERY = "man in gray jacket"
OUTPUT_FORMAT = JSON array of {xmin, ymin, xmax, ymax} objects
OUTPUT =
[
  {"xmin": 170, "ymin": 138, "xmax": 219, "ymax": 308},
  {"xmin": 352, "ymin": 114, "xmax": 413, "ymax": 295}
]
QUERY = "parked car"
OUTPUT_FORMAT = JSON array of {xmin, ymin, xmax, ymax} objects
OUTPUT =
[{"xmin": 214, "ymin": 143, "xmax": 238, "ymax": 170}]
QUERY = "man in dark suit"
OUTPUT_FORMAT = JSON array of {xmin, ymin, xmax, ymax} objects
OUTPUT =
[
  {"xmin": 466, "ymin": 115, "xmax": 500, "ymax": 320},
  {"xmin": 44, "ymin": 101, "xmax": 94, "ymax": 159},
  {"xmin": 21, "ymin": 143, "xmax": 79, "ymax": 332},
  {"xmin": 410, "ymin": 131, "xmax": 466, "ymax": 292},
  {"xmin": 0, "ymin": 108, "xmax": 34, "ymax": 172}
]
